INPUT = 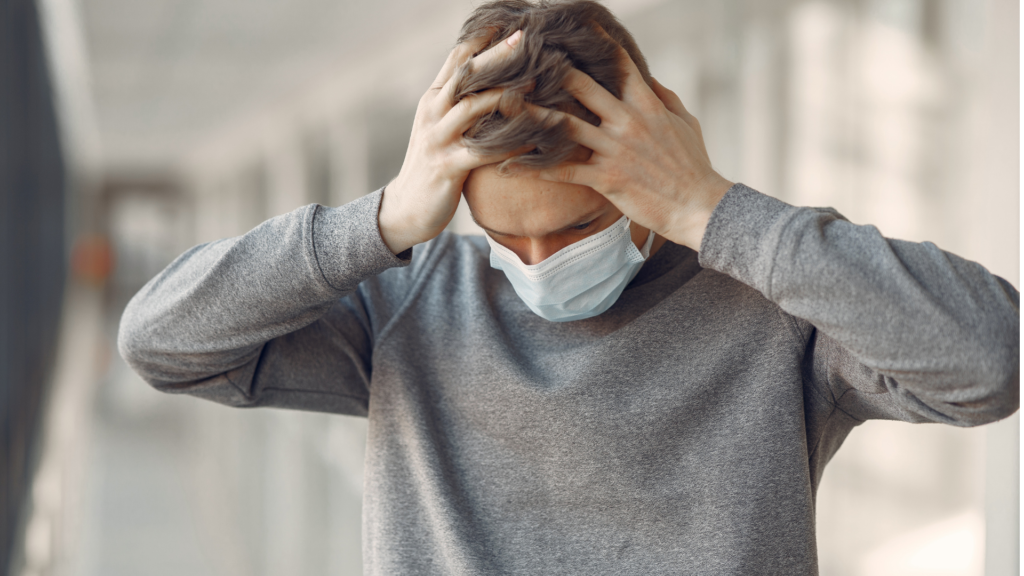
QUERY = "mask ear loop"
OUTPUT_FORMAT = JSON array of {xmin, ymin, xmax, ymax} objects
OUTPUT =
[
  {"xmin": 640, "ymin": 229, "xmax": 655, "ymax": 259},
  {"xmin": 624, "ymin": 217, "xmax": 656, "ymax": 260}
]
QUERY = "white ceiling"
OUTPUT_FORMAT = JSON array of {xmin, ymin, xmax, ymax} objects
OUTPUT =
[{"xmin": 79, "ymin": 0, "xmax": 482, "ymax": 169}]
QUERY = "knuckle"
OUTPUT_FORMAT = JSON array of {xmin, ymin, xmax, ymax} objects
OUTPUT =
[
  {"xmin": 602, "ymin": 167, "xmax": 622, "ymax": 189},
  {"xmin": 574, "ymin": 78, "xmax": 597, "ymax": 97},
  {"xmin": 563, "ymin": 70, "xmax": 587, "ymax": 92},
  {"xmin": 416, "ymin": 106, "xmax": 439, "ymax": 127},
  {"xmin": 622, "ymin": 116, "xmax": 645, "ymax": 138},
  {"xmin": 455, "ymin": 96, "xmax": 475, "ymax": 116},
  {"xmin": 637, "ymin": 94, "xmax": 662, "ymax": 114},
  {"xmin": 421, "ymin": 129, "xmax": 445, "ymax": 150},
  {"xmin": 411, "ymin": 112, "xmax": 429, "ymax": 132}
]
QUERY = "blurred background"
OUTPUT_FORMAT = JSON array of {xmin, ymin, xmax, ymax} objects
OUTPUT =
[{"xmin": 0, "ymin": 0, "xmax": 1018, "ymax": 574}]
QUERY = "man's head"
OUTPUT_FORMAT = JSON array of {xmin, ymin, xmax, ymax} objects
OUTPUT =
[
  {"xmin": 453, "ymin": 0, "xmax": 652, "ymax": 170},
  {"xmin": 457, "ymin": 0, "xmax": 659, "ymax": 265}
]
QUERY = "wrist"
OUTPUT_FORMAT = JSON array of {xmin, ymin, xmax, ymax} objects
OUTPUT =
[
  {"xmin": 668, "ymin": 172, "xmax": 733, "ymax": 251},
  {"xmin": 377, "ymin": 182, "xmax": 420, "ymax": 255}
]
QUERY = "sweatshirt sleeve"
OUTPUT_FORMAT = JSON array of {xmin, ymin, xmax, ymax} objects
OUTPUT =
[
  {"xmin": 698, "ymin": 183, "xmax": 1020, "ymax": 426},
  {"xmin": 117, "ymin": 188, "xmax": 411, "ymax": 416}
]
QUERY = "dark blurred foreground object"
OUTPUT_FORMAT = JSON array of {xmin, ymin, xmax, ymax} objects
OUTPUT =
[{"xmin": 0, "ymin": 0, "xmax": 67, "ymax": 571}]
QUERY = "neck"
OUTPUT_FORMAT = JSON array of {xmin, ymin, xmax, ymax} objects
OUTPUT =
[{"xmin": 648, "ymin": 234, "xmax": 669, "ymax": 259}]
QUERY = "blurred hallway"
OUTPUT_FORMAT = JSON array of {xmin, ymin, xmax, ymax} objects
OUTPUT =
[{"xmin": 4, "ymin": 0, "xmax": 1019, "ymax": 575}]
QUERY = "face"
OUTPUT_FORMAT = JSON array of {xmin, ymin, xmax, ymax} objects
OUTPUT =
[{"xmin": 463, "ymin": 163, "xmax": 653, "ymax": 266}]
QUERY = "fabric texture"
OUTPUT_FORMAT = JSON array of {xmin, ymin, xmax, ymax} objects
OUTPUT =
[{"xmin": 118, "ymin": 183, "xmax": 1020, "ymax": 575}]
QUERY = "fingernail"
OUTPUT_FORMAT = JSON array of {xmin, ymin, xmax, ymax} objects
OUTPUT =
[{"xmin": 506, "ymin": 30, "xmax": 522, "ymax": 47}]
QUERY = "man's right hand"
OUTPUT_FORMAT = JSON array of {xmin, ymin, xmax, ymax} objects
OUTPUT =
[{"xmin": 378, "ymin": 30, "xmax": 527, "ymax": 255}]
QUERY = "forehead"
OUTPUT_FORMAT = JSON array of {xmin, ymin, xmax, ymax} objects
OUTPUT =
[{"xmin": 463, "ymin": 164, "xmax": 610, "ymax": 237}]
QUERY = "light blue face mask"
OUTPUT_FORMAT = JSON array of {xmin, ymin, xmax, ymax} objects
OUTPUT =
[{"xmin": 486, "ymin": 215, "xmax": 655, "ymax": 322}]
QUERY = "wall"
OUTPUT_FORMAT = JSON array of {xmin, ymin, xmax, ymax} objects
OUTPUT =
[{"xmin": 26, "ymin": 0, "xmax": 1017, "ymax": 574}]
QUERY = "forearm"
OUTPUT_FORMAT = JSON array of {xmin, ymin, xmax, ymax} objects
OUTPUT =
[
  {"xmin": 118, "ymin": 189, "xmax": 408, "ymax": 387},
  {"xmin": 699, "ymin": 184, "xmax": 1019, "ymax": 416}
]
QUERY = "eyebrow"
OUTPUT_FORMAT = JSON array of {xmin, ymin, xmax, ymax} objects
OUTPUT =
[{"xmin": 471, "ymin": 207, "xmax": 608, "ymax": 237}]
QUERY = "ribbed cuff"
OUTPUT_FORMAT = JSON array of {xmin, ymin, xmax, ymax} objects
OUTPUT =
[
  {"xmin": 697, "ymin": 183, "xmax": 800, "ymax": 297},
  {"xmin": 312, "ymin": 188, "xmax": 412, "ymax": 293}
]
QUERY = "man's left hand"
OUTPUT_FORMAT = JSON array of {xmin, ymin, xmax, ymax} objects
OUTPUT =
[{"xmin": 530, "ymin": 45, "xmax": 734, "ymax": 251}]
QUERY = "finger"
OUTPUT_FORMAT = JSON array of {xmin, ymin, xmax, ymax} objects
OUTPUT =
[
  {"xmin": 650, "ymin": 77, "xmax": 702, "ymax": 140},
  {"xmin": 521, "ymin": 102, "xmax": 614, "ymax": 154},
  {"xmin": 436, "ymin": 88, "xmax": 504, "ymax": 136},
  {"xmin": 591, "ymin": 25, "xmax": 650, "ymax": 98},
  {"xmin": 533, "ymin": 161, "xmax": 600, "ymax": 188},
  {"xmin": 560, "ymin": 68, "xmax": 627, "ymax": 123},
  {"xmin": 650, "ymin": 77, "xmax": 688, "ymax": 118},
  {"xmin": 430, "ymin": 35, "xmax": 490, "ymax": 91},
  {"xmin": 467, "ymin": 29, "xmax": 523, "ymax": 72},
  {"xmin": 649, "ymin": 77, "xmax": 706, "ymax": 155},
  {"xmin": 452, "ymin": 143, "xmax": 535, "ymax": 172},
  {"xmin": 437, "ymin": 29, "xmax": 524, "ymax": 108}
]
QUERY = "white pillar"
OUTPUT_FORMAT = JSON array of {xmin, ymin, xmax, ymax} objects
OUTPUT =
[
  {"xmin": 263, "ymin": 411, "xmax": 309, "ymax": 576},
  {"xmin": 977, "ymin": 1, "xmax": 1020, "ymax": 574},
  {"xmin": 739, "ymin": 17, "xmax": 785, "ymax": 197},
  {"xmin": 331, "ymin": 112, "xmax": 371, "ymax": 206},
  {"xmin": 265, "ymin": 134, "xmax": 309, "ymax": 218}
]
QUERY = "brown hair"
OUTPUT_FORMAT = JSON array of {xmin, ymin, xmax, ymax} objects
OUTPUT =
[{"xmin": 452, "ymin": 0, "xmax": 651, "ymax": 172}]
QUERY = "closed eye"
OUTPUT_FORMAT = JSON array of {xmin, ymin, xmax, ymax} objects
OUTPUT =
[{"xmin": 571, "ymin": 220, "xmax": 595, "ymax": 231}]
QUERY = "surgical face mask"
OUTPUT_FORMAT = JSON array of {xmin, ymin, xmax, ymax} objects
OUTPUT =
[{"xmin": 486, "ymin": 215, "xmax": 655, "ymax": 322}]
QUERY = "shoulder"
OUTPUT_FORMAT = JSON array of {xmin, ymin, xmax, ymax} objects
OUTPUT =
[
  {"xmin": 688, "ymin": 265, "xmax": 815, "ymax": 347},
  {"xmin": 400, "ymin": 231, "xmax": 488, "ymax": 278},
  {"xmin": 369, "ymin": 232, "xmax": 491, "ymax": 297}
]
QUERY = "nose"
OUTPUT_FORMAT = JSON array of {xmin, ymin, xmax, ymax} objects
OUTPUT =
[{"xmin": 515, "ymin": 237, "xmax": 571, "ymax": 266}]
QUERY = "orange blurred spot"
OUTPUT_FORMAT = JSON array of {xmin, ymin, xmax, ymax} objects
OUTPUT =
[{"xmin": 70, "ymin": 235, "xmax": 115, "ymax": 285}]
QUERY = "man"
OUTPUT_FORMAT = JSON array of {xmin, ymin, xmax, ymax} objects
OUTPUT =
[{"xmin": 118, "ymin": 1, "xmax": 1019, "ymax": 574}]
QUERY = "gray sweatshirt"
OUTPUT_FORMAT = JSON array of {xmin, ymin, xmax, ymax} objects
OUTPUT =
[{"xmin": 118, "ymin": 183, "xmax": 1019, "ymax": 575}]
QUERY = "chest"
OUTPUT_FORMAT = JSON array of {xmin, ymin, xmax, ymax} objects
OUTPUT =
[{"xmin": 371, "ymin": 270, "xmax": 809, "ymax": 474}]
